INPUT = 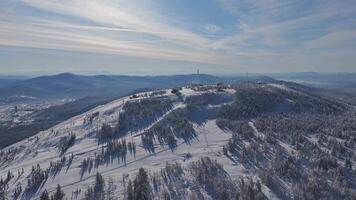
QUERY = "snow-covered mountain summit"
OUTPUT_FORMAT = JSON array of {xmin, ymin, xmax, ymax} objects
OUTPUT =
[{"xmin": 0, "ymin": 82, "xmax": 355, "ymax": 200}]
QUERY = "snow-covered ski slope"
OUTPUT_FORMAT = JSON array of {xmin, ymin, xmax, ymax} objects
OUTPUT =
[
  {"xmin": 3, "ymin": 82, "xmax": 351, "ymax": 200},
  {"xmin": 0, "ymin": 86, "xmax": 255, "ymax": 199}
]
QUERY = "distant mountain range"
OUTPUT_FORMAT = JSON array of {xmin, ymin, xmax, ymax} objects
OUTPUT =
[
  {"xmin": 1, "ymin": 71, "xmax": 355, "ymax": 104},
  {"xmin": 268, "ymin": 72, "xmax": 356, "ymax": 83},
  {"xmin": 0, "ymin": 73, "xmax": 214, "ymax": 100},
  {"xmin": 0, "ymin": 79, "xmax": 18, "ymax": 87},
  {"xmin": 0, "ymin": 73, "xmax": 269, "ymax": 102}
]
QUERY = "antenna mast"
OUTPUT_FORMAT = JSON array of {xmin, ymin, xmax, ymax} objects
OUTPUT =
[{"xmin": 197, "ymin": 69, "xmax": 200, "ymax": 84}]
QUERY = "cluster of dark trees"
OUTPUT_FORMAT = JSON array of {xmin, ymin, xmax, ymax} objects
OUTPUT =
[
  {"xmin": 256, "ymin": 113, "xmax": 355, "ymax": 199},
  {"xmin": 40, "ymin": 184, "xmax": 65, "ymax": 200},
  {"xmin": 219, "ymin": 85, "xmax": 280, "ymax": 120},
  {"xmin": 152, "ymin": 162, "xmax": 187, "ymax": 199},
  {"xmin": 49, "ymin": 154, "xmax": 74, "ymax": 176},
  {"xmin": 80, "ymin": 139, "xmax": 136, "ymax": 177},
  {"xmin": 141, "ymin": 108, "xmax": 196, "ymax": 152},
  {"xmin": 189, "ymin": 157, "xmax": 239, "ymax": 199},
  {"xmin": 84, "ymin": 111, "xmax": 100, "ymax": 125},
  {"xmin": 235, "ymin": 177, "xmax": 266, "ymax": 200},
  {"xmin": 24, "ymin": 165, "xmax": 49, "ymax": 196},
  {"xmin": 97, "ymin": 98, "xmax": 173, "ymax": 141},
  {"xmin": 254, "ymin": 112, "xmax": 355, "ymax": 148},
  {"xmin": 71, "ymin": 173, "xmax": 116, "ymax": 200},
  {"xmin": 99, "ymin": 123, "xmax": 115, "ymax": 141},
  {"xmin": 57, "ymin": 133, "xmax": 76, "ymax": 155},
  {"xmin": 217, "ymin": 119, "xmax": 254, "ymax": 139},
  {"xmin": 116, "ymin": 98, "xmax": 173, "ymax": 134},
  {"xmin": 13, "ymin": 183, "xmax": 22, "ymax": 199},
  {"xmin": 219, "ymin": 110, "xmax": 356, "ymax": 199},
  {"xmin": 124, "ymin": 163, "xmax": 181, "ymax": 199},
  {"xmin": 1, "ymin": 156, "xmax": 73, "ymax": 199},
  {"xmin": 126, "ymin": 168, "xmax": 152, "ymax": 200},
  {"xmin": 141, "ymin": 132, "xmax": 155, "ymax": 154},
  {"xmin": 80, "ymin": 158, "xmax": 95, "ymax": 178},
  {"xmin": 215, "ymin": 83, "xmax": 355, "ymax": 198},
  {"xmin": 84, "ymin": 172, "xmax": 106, "ymax": 200},
  {"xmin": 48, "ymin": 156, "xmax": 270, "ymax": 200},
  {"xmin": 218, "ymin": 84, "xmax": 346, "ymax": 120},
  {"xmin": 0, "ymin": 170, "xmax": 14, "ymax": 199},
  {"xmin": 159, "ymin": 162, "xmax": 184, "ymax": 185},
  {"xmin": 187, "ymin": 157, "xmax": 266, "ymax": 200},
  {"xmin": 12, "ymin": 154, "xmax": 73, "ymax": 199},
  {"xmin": 215, "ymin": 82, "xmax": 355, "ymax": 199},
  {"xmin": 126, "ymin": 157, "xmax": 267, "ymax": 200},
  {"xmin": 95, "ymin": 139, "xmax": 129, "ymax": 166},
  {"xmin": 0, "ymin": 147, "xmax": 21, "ymax": 167},
  {"xmin": 40, "ymin": 177, "xmax": 114, "ymax": 200},
  {"xmin": 253, "ymin": 112, "xmax": 356, "ymax": 160}
]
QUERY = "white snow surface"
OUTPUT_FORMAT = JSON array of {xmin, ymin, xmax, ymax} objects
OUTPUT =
[{"xmin": 0, "ymin": 87, "xmax": 280, "ymax": 199}]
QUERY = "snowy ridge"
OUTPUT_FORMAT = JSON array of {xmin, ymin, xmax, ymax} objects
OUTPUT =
[
  {"xmin": 0, "ymin": 86, "xmax": 244, "ymax": 199},
  {"xmin": 1, "ymin": 83, "xmax": 354, "ymax": 200}
]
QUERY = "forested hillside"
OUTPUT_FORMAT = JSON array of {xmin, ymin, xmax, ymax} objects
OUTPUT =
[{"xmin": 0, "ymin": 81, "xmax": 354, "ymax": 199}]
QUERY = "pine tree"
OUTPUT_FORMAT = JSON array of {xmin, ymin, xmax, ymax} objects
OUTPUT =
[
  {"xmin": 52, "ymin": 184, "xmax": 65, "ymax": 200},
  {"xmin": 256, "ymin": 180, "xmax": 262, "ymax": 192},
  {"xmin": 6, "ymin": 170, "xmax": 12, "ymax": 182},
  {"xmin": 84, "ymin": 187, "xmax": 94, "ymax": 200},
  {"xmin": 345, "ymin": 158, "xmax": 352, "ymax": 170},
  {"xmin": 94, "ymin": 172, "xmax": 105, "ymax": 199},
  {"xmin": 40, "ymin": 189, "xmax": 50, "ymax": 200},
  {"xmin": 133, "ymin": 168, "xmax": 152, "ymax": 200},
  {"xmin": 106, "ymin": 178, "xmax": 116, "ymax": 200},
  {"xmin": 223, "ymin": 146, "xmax": 228, "ymax": 156},
  {"xmin": 127, "ymin": 180, "xmax": 133, "ymax": 200}
]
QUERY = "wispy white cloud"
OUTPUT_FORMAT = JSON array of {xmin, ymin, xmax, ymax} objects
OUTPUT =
[
  {"xmin": 0, "ymin": 0, "xmax": 355, "ymax": 73},
  {"xmin": 0, "ymin": 20, "xmax": 231, "ymax": 65},
  {"xmin": 304, "ymin": 30, "xmax": 356, "ymax": 50},
  {"xmin": 212, "ymin": 0, "xmax": 356, "ymax": 60},
  {"xmin": 17, "ymin": 0, "xmax": 213, "ymax": 48},
  {"xmin": 0, "ymin": 0, "xmax": 229, "ymax": 65}
]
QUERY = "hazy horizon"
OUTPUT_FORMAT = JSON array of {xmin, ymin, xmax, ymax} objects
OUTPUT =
[{"xmin": 1, "ymin": 70, "xmax": 356, "ymax": 78}]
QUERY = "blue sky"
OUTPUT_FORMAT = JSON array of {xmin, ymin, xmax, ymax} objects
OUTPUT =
[{"xmin": 0, "ymin": 0, "xmax": 355, "ymax": 75}]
